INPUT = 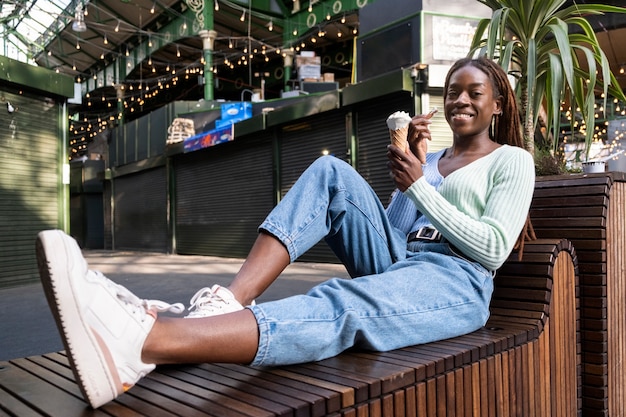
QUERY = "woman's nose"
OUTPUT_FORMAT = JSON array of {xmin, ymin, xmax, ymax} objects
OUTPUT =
[{"xmin": 454, "ymin": 91, "xmax": 470, "ymax": 105}]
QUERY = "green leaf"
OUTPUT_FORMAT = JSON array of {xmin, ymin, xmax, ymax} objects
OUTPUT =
[
  {"xmin": 547, "ymin": 20, "xmax": 575, "ymax": 95},
  {"xmin": 547, "ymin": 53, "xmax": 565, "ymax": 153},
  {"xmin": 526, "ymin": 37, "xmax": 537, "ymax": 125},
  {"xmin": 487, "ymin": 8, "xmax": 504, "ymax": 58},
  {"xmin": 469, "ymin": 0, "xmax": 626, "ymax": 159}
]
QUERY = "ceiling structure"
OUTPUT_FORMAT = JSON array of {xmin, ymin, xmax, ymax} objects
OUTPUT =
[
  {"xmin": 28, "ymin": 1, "xmax": 359, "ymax": 141},
  {"xmin": 3, "ymin": 0, "xmax": 626, "ymax": 159},
  {"xmin": 0, "ymin": 0, "xmax": 363, "ymax": 157}
]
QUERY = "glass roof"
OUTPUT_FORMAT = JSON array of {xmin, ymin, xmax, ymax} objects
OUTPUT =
[{"xmin": 0, "ymin": 0, "xmax": 71, "ymax": 64}]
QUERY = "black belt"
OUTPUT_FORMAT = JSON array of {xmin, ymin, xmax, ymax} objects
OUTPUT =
[
  {"xmin": 407, "ymin": 227, "xmax": 443, "ymax": 242},
  {"xmin": 407, "ymin": 227, "xmax": 482, "ymax": 267}
]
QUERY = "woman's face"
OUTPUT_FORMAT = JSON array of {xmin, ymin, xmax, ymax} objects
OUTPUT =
[{"xmin": 444, "ymin": 65, "xmax": 502, "ymax": 139}]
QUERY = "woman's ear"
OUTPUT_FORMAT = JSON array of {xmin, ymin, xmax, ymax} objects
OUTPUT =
[{"xmin": 494, "ymin": 95, "xmax": 504, "ymax": 116}]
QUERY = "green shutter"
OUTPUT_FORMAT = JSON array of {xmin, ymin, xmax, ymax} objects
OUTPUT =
[{"xmin": 0, "ymin": 90, "xmax": 63, "ymax": 287}]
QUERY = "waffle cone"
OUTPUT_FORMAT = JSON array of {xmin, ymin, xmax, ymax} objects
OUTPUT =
[{"xmin": 389, "ymin": 126, "xmax": 409, "ymax": 153}]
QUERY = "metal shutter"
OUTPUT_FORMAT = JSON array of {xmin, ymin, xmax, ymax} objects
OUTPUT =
[
  {"xmin": 113, "ymin": 167, "xmax": 168, "ymax": 251},
  {"xmin": 175, "ymin": 135, "xmax": 274, "ymax": 258},
  {"xmin": 423, "ymin": 93, "xmax": 453, "ymax": 152},
  {"xmin": 0, "ymin": 90, "xmax": 62, "ymax": 287},
  {"xmin": 356, "ymin": 92, "xmax": 414, "ymax": 203},
  {"xmin": 103, "ymin": 180, "xmax": 113, "ymax": 249},
  {"xmin": 280, "ymin": 111, "xmax": 349, "ymax": 194}
]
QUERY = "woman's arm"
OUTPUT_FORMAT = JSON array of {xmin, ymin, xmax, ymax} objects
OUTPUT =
[{"xmin": 404, "ymin": 147, "xmax": 535, "ymax": 270}]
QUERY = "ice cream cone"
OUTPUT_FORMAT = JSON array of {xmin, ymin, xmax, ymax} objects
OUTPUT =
[
  {"xmin": 389, "ymin": 126, "xmax": 409, "ymax": 153},
  {"xmin": 386, "ymin": 111, "xmax": 412, "ymax": 154}
]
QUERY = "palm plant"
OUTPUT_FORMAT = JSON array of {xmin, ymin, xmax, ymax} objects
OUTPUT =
[{"xmin": 469, "ymin": 0, "xmax": 626, "ymax": 163}]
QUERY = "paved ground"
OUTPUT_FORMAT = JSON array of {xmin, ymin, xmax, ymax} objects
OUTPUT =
[{"xmin": 0, "ymin": 250, "xmax": 349, "ymax": 361}]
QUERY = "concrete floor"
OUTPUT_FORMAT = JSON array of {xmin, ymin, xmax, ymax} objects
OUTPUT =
[{"xmin": 0, "ymin": 250, "xmax": 348, "ymax": 361}]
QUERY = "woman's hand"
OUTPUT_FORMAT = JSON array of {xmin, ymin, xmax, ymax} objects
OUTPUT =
[
  {"xmin": 408, "ymin": 109, "xmax": 437, "ymax": 164},
  {"xmin": 387, "ymin": 144, "xmax": 423, "ymax": 192}
]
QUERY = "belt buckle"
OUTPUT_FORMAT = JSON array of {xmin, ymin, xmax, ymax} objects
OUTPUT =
[{"xmin": 416, "ymin": 227, "xmax": 441, "ymax": 241}]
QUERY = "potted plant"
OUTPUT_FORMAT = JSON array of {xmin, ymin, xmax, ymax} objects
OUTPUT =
[{"xmin": 468, "ymin": 0, "xmax": 626, "ymax": 172}]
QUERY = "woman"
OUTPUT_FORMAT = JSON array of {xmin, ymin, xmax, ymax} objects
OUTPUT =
[{"xmin": 37, "ymin": 57, "xmax": 535, "ymax": 408}]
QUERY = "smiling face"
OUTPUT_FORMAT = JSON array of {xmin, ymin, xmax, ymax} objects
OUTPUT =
[{"xmin": 444, "ymin": 65, "xmax": 503, "ymax": 141}]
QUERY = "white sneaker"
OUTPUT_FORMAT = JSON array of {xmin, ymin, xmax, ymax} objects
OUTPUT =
[
  {"xmin": 36, "ymin": 230, "xmax": 184, "ymax": 408},
  {"xmin": 185, "ymin": 284, "xmax": 254, "ymax": 318}
]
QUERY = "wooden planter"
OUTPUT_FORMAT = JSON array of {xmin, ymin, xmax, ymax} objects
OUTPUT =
[{"xmin": 532, "ymin": 172, "xmax": 626, "ymax": 417}]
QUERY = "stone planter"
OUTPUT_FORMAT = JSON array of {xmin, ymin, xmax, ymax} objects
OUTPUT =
[{"xmin": 582, "ymin": 160, "xmax": 606, "ymax": 174}]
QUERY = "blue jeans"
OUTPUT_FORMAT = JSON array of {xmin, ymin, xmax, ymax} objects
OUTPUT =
[{"xmin": 249, "ymin": 156, "xmax": 493, "ymax": 366}]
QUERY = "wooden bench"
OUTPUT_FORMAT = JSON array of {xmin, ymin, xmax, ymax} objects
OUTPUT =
[
  {"xmin": 532, "ymin": 172, "xmax": 625, "ymax": 417},
  {"xmin": 0, "ymin": 239, "xmax": 578, "ymax": 417}
]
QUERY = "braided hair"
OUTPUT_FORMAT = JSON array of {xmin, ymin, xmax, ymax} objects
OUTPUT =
[{"xmin": 444, "ymin": 57, "xmax": 525, "ymax": 149}]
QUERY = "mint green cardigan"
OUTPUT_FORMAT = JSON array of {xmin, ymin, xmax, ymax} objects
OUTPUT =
[{"xmin": 389, "ymin": 145, "xmax": 535, "ymax": 271}]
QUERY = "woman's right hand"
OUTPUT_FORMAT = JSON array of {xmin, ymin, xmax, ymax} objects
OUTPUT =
[
  {"xmin": 387, "ymin": 144, "xmax": 423, "ymax": 192},
  {"xmin": 408, "ymin": 109, "xmax": 437, "ymax": 164}
]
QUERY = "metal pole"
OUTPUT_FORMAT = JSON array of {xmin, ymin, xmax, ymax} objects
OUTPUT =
[{"xmin": 199, "ymin": 29, "xmax": 217, "ymax": 101}]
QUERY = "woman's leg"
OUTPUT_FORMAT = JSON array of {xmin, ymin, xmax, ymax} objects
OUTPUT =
[
  {"xmin": 227, "ymin": 232, "xmax": 290, "ymax": 306},
  {"xmin": 143, "ymin": 309, "xmax": 260, "ymax": 364},
  {"xmin": 250, "ymin": 250, "xmax": 494, "ymax": 366},
  {"xmin": 226, "ymin": 156, "xmax": 406, "ymax": 304}
]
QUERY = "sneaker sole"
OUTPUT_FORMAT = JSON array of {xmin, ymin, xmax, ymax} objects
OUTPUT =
[{"xmin": 36, "ymin": 230, "xmax": 119, "ymax": 408}]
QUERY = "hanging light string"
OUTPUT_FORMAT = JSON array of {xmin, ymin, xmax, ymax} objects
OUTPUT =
[
  {"xmin": 61, "ymin": 1, "xmax": 360, "ymax": 158},
  {"xmin": 47, "ymin": 0, "xmax": 359, "ymax": 83}
]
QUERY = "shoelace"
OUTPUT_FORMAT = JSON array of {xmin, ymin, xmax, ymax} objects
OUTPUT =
[
  {"xmin": 89, "ymin": 270, "xmax": 185, "ymax": 320},
  {"xmin": 186, "ymin": 286, "xmax": 232, "ymax": 317}
]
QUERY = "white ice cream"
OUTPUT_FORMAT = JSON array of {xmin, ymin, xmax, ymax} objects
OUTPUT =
[{"xmin": 386, "ymin": 111, "xmax": 412, "ymax": 130}]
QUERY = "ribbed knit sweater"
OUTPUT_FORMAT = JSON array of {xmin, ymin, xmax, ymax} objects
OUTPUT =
[{"xmin": 386, "ymin": 145, "xmax": 535, "ymax": 271}]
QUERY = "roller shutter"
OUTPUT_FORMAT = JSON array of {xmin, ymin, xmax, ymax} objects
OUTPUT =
[
  {"xmin": 356, "ymin": 92, "xmax": 413, "ymax": 203},
  {"xmin": 103, "ymin": 181, "xmax": 113, "ymax": 249},
  {"xmin": 113, "ymin": 167, "xmax": 168, "ymax": 251},
  {"xmin": 0, "ymin": 90, "xmax": 62, "ymax": 287},
  {"xmin": 424, "ymin": 93, "xmax": 453, "ymax": 152},
  {"xmin": 175, "ymin": 135, "xmax": 274, "ymax": 258}
]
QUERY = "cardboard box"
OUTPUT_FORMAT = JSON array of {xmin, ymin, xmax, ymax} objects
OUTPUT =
[
  {"xmin": 322, "ymin": 73, "xmax": 335, "ymax": 82},
  {"xmin": 298, "ymin": 64, "xmax": 321, "ymax": 81},
  {"xmin": 215, "ymin": 118, "xmax": 233, "ymax": 129},
  {"xmin": 220, "ymin": 102, "xmax": 252, "ymax": 121},
  {"xmin": 296, "ymin": 55, "xmax": 320, "ymax": 67}
]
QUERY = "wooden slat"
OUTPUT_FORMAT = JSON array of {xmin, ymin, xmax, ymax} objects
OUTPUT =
[
  {"xmin": 607, "ymin": 181, "xmax": 626, "ymax": 417},
  {"xmin": 532, "ymin": 173, "xmax": 625, "ymax": 417}
]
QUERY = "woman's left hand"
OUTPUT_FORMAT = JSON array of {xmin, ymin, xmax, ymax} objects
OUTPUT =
[{"xmin": 387, "ymin": 144, "xmax": 424, "ymax": 192}]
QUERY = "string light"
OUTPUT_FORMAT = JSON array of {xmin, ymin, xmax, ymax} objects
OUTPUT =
[
  {"xmin": 214, "ymin": 0, "xmax": 219, "ymax": 11},
  {"xmin": 66, "ymin": 8, "xmax": 362, "ymax": 160}
]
